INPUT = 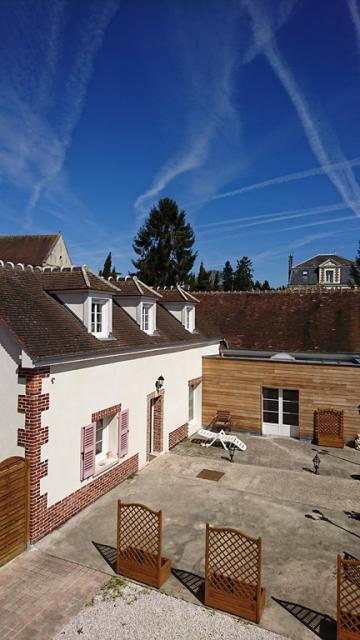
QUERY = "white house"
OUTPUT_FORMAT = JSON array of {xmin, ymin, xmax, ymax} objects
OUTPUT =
[{"xmin": 0, "ymin": 264, "xmax": 219, "ymax": 552}]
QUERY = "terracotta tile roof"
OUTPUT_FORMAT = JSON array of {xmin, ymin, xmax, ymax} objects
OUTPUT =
[
  {"xmin": 39, "ymin": 268, "xmax": 116, "ymax": 292},
  {"xmin": 0, "ymin": 234, "xmax": 60, "ymax": 265},
  {"xmin": 156, "ymin": 286, "xmax": 199, "ymax": 303},
  {"xmin": 195, "ymin": 290, "xmax": 360, "ymax": 353},
  {"xmin": 0, "ymin": 267, "xmax": 212, "ymax": 362},
  {"xmin": 110, "ymin": 276, "xmax": 162, "ymax": 298}
]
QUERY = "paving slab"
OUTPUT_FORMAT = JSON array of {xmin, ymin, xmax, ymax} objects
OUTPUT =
[
  {"xmin": 35, "ymin": 436, "xmax": 360, "ymax": 640},
  {"xmin": 0, "ymin": 548, "xmax": 108, "ymax": 640}
]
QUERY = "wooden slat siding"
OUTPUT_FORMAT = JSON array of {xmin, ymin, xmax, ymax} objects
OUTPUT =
[
  {"xmin": 0, "ymin": 457, "xmax": 29, "ymax": 567},
  {"xmin": 202, "ymin": 357, "xmax": 360, "ymax": 442}
]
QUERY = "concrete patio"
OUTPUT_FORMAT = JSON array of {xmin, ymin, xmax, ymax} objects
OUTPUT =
[{"xmin": 36, "ymin": 435, "xmax": 360, "ymax": 640}]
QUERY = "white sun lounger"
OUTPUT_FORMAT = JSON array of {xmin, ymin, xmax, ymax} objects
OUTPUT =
[{"xmin": 198, "ymin": 429, "xmax": 247, "ymax": 452}]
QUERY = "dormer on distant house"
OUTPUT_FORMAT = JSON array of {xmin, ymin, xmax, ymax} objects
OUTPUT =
[
  {"xmin": 40, "ymin": 266, "xmax": 116, "ymax": 339},
  {"xmin": 110, "ymin": 276, "xmax": 162, "ymax": 335},
  {"xmin": 0, "ymin": 233, "xmax": 72, "ymax": 268},
  {"xmin": 288, "ymin": 254, "xmax": 354, "ymax": 289},
  {"xmin": 157, "ymin": 286, "xmax": 199, "ymax": 332}
]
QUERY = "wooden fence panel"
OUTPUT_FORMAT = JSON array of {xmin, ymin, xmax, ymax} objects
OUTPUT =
[
  {"xmin": 0, "ymin": 457, "xmax": 29, "ymax": 567},
  {"xmin": 205, "ymin": 523, "xmax": 265, "ymax": 623},
  {"xmin": 337, "ymin": 555, "xmax": 360, "ymax": 640},
  {"xmin": 116, "ymin": 501, "xmax": 171, "ymax": 588},
  {"xmin": 315, "ymin": 409, "xmax": 344, "ymax": 448}
]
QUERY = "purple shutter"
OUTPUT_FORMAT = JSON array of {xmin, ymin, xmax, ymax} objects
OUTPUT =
[
  {"xmin": 118, "ymin": 409, "xmax": 129, "ymax": 457},
  {"xmin": 80, "ymin": 423, "xmax": 96, "ymax": 480}
]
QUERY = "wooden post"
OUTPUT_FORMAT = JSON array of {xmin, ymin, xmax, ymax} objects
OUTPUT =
[
  {"xmin": 337, "ymin": 554, "xmax": 341, "ymax": 640},
  {"xmin": 257, "ymin": 537, "xmax": 262, "ymax": 624},
  {"xmin": 116, "ymin": 500, "xmax": 121, "ymax": 574},
  {"xmin": 205, "ymin": 523, "xmax": 209, "ymax": 605},
  {"xmin": 157, "ymin": 509, "xmax": 162, "ymax": 579}
]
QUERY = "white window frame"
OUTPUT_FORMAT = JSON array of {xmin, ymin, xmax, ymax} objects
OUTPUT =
[
  {"xmin": 90, "ymin": 297, "xmax": 110, "ymax": 338},
  {"xmin": 141, "ymin": 302, "xmax": 155, "ymax": 334},
  {"xmin": 325, "ymin": 269, "xmax": 334, "ymax": 284},
  {"xmin": 95, "ymin": 418, "xmax": 108, "ymax": 463},
  {"xmin": 262, "ymin": 387, "xmax": 299, "ymax": 437},
  {"xmin": 188, "ymin": 385, "xmax": 195, "ymax": 422},
  {"xmin": 183, "ymin": 305, "xmax": 195, "ymax": 332}
]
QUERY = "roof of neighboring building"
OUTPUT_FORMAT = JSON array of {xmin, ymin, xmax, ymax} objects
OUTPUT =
[
  {"xmin": 0, "ymin": 234, "xmax": 61, "ymax": 266},
  {"xmin": 293, "ymin": 254, "xmax": 353, "ymax": 268},
  {"xmin": 195, "ymin": 290, "xmax": 360, "ymax": 353},
  {"xmin": 156, "ymin": 286, "xmax": 199, "ymax": 303},
  {"xmin": 110, "ymin": 276, "xmax": 162, "ymax": 298},
  {"xmin": 0, "ymin": 266, "xmax": 212, "ymax": 363}
]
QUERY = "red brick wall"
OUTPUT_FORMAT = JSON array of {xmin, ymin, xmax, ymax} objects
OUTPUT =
[
  {"xmin": 147, "ymin": 390, "xmax": 164, "ymax": 459},
  {"xmin": 91, "ymin": 404, "xmax": 121, "ymax": 422},
  {"xmin": 17, "ymin": 367, "xmax": 138, "ymax": 543},
  {"xmin": 169, "ymin": 423, "xmax": 189, "ymax": 449}
]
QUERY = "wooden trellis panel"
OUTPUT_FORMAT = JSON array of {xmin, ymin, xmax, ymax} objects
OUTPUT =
[
  {"xmin": 337, "ymin": 555, "xmax": 360, "ymax": 640},
  {"xmin": 0, "ymin": 457, "xmax": 29, "ymax": 567},
  {"xmin": 314, "ymin": 409, "xmax": 344, "ymax": 448},
  {"xmin": 205, "ymin": 524, "xmax": 265, "ymax": 623},
  {"xmin": 116, "ymin": 501, "xmax": 171, "ymax": 588}
]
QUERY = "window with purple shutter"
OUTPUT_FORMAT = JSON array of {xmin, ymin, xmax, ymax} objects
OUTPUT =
[
  {"xmin": 118, "ymin": 409, "xmax": 129, "ymax": 458},
  {"xmin": 80, "ymin": 423, "xmax": 96, "ymax": 480}
]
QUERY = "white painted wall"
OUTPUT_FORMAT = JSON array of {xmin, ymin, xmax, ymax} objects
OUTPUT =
[
  {"xmin": 57, "ymin": 291, "xmax": 86, "ymax": 322},
  {"xmin": 0, "ymin": 324, "xmax": 24, "ymax": 460},
  {"xmin": 41, "ymin": 342, "xmax": 218, "ymax": 506},
  {"xmin": 46, "ymin": 235, "xmax": 72, "ymax": 267}
]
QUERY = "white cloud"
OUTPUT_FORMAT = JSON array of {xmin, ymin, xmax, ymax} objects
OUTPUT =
[
  {"xmin": 243, "ymin": 0, "xmax": 360, "ymax": 219},
  {"xmin": 346, "ymin": 0, "xmax": 360, "ymax": 52},
  {"xmin": 211, "ymin": 156, "xmax": 360, "ymax": 202}
]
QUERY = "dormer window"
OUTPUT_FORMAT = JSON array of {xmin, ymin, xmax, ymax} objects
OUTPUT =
[
  {"xmin": 183, "ymin": 305, "xmax": 195, "ymax": 332},
  {"xmin": 325, "ymin": 269, "xmax": 334, "ymax": 283},
  {"xmin": 91, "ymin": 299, "xmax": 106, "ymax": 335},
  {"xmin": 140, "ymin": 301, "xmax": 155, "ymax": 334}
]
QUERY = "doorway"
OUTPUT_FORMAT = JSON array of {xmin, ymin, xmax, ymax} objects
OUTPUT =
[{"xmin": 262, "ymin": 387, "xmax": 299, "ymax": 437}]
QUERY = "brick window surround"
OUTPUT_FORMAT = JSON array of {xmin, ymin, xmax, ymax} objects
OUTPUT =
[
  {"xmin": 169, "ymin": 423, "xmax": 189, "ymax": 449},
  {"xmin": 147, "ymin": 390, "xmax": 164, "ymax": 460},
  {"xmin": 17, "ymin": 367, "xmax": 138, "ymax": 542},
  {"xmin": 91, "ymin": 404, "xmax": 121, "ymax": 423}
]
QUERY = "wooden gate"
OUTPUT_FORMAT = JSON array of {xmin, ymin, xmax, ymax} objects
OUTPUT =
[
  {"xmin": 116, "ymin": 501, "xmax": 171, "ymax": 588},
  {"xmin": 314, "ymin": 409, "xmax": 344, "ymax": 448},
  {"xmin": 337, "ymin": 555, "xmax": 360, "ymax": 640},
  {"xmin": 205, "ymin": 524, "xmax": 265, "ymax": 623},
  {"xmin": 0, "ymin": 457, "xmax": 29, "ymax": 567}
]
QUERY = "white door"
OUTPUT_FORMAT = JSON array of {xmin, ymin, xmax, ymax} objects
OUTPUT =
[{"xmin": 262, "ymin": 388, "xmax": 299, "ymax": 437}]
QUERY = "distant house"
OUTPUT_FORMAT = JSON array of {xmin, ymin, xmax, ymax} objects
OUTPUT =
[
  {"xmin": 196, "ymin": 290, "xmax": 360, "ymax": 444},
  {"xmin": 287, "ymin": 253, "xmax": 354, "ymax": 288},
  {"xmin": 0, "ymin": 233, "xmax": 72, "ymax": 268}
]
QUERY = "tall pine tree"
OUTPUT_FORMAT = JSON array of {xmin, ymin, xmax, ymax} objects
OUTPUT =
[
  {"xmin": 197, "ymin": 262, "xmax": 211, "ymax": 291},
  {"xmin": 132, "ymin": 198, "xmax": 196, "ymax": 286},
  {"xmin": 222, "ymin": 260, "xmax": 233, "ymax": 291},
  {"xmin": 351, "ymin": 242, "xmax": 360, "ymax": 286},
  {"xmin": 99, "ymin": 252, "xmax": 117, "ymax": 279},
  {"xmin": 233, "ymin": 256, "xmax": 254, "ymax": 291}
]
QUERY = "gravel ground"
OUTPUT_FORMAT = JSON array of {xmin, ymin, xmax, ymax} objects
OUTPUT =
[{"xmin": 55, "ymin": 578, "xmax": 286, "ymax": 640}]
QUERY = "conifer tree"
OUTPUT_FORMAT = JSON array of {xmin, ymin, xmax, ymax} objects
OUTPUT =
[
  {"xmin": 197, "ymin": 261, "xmax": 211, "ymax": 291},
  {"xmin": 350, "ymin": 242, "xmax": 360, "ymax": 286},
  {"xmin": 132, "ymin": 198, "xmax": 196, "ymax": 286},
  {"xmin": 233, "ymin": 256, "xmax": 254, "ymax": 291},
  {"xmin": 222, "ymin": 260, "xmax": 233, "ymax": 291},
  {"xmin": 99, "ymin": 252, "xmax": 117, "ymax": 279}
]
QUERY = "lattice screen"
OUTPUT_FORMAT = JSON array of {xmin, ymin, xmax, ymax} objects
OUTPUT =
[
  {"xmin": 206, "ymin": 525, "xmax": 261, "ymax": 601},
  {"xmin": 314, "ymin": 409, "xmax": 344, "ymax": 439},
  {"xmin": 338, "ymin": 555, "xmax": 360, "ymax": 639},
  {"xmin": 117, "ymin": 502, "xmax": 161, "ymax": 570}
]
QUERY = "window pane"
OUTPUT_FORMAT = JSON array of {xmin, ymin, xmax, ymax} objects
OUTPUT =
[
  {"xmin": 282, "ymin": 401, "xmax": 298, "ymax": 414},
  {"xmin": 263, "ymin": 399, "xmax": 279, "ymax": 412},
  {"xmin": 263, "ymin": 388, "xmax": 278, "ymax": 400},
  {"xmin": 283, "ymin": 389, "xmax": 298, "ymax": 402},
  {"xmin": 283, "ymin": 412, "xmax": 299, "ymax": 426},
  {"xmin": 189, "ymin": 386, "xmax": 194, "ymax": 421},
  {"xmin": 96, "ymin": 420, "xmax": 103, "ymax": 454},
  {"xmin": 263, "ymin": 411, "xmax": 279, "ymax": 424}
]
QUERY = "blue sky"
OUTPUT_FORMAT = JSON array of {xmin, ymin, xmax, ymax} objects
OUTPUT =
[{"xmin": 0, "ymin": 0, "xmax": 359, "ymax": 286}]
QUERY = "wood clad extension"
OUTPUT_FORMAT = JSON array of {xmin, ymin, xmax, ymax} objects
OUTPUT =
[
  {"xmin": 202, "ymin": 357, "xmax": 360, "ymax": 443},
  {"xmin": 0, "ymin": 457, "xmax": 29, "ymax": 567}
]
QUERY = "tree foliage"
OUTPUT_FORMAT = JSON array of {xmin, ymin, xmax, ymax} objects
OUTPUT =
[
  {"xmin": 351, "ymin": 242, "xmax": 360, "ymax": 286},
  {"xmin": 196, "ymin": 261, "xmax": 212, "ymax": 291},
  {"xmin": 222, "ymin": 260, "xmax": 233, "ymax": 291},
  {"xmin": 132, "ymin": 198, "xmax": 196, "ymax": 286},
  {"xmin": 233, "ymin": 256, "xmax": 254, "ymax": 291},
  {"xmin": 99, "ymin": 252, "xmax": 117, "ymax": 279}
]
